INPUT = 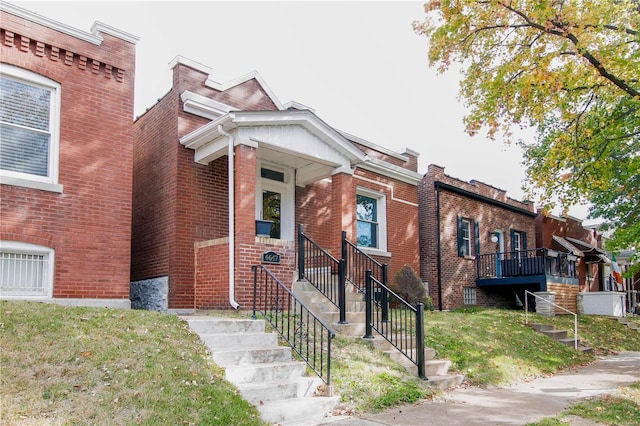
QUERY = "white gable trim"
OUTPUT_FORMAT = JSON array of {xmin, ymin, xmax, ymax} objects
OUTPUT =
[
  {"xmin": 338, "ymin": 129, "xmax": 412, "ymax": 163},
  {"xmin": 359, "ymin": 157, "xmax": 422, "ymax": 186},
  {"xmin": 180, "ymin": 91, "xmax": 235, "ymax": 120},
  {"xmin": 205, "ymin": 71, "xmax": 285, "ymax": 110},
  {"xmin": 169, "ymin": 55, "xmax": 212, "ymax": 75},
  {"xmin": 1, "ymin": 3, "xmax": 138, "ymax": 45}
]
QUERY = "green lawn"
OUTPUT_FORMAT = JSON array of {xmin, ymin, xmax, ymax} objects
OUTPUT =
[{"xmin": 2, "ymin": 301, "xmax": 639, "ymax": 423}]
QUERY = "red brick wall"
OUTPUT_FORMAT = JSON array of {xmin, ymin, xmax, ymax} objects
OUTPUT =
[
  {"xmin": 296, "ymin": 168, "xmax": 419, "ymax": 288},
  {"xmin": 1, "ymin": 12, "xmax": 135, "ymax": 300},
  {"xmin": 132, "ymin": 62, "xmax": 279, "ymax": 309},
  {"xmin": 535, "ymin": 212, "xmax": 599, "ymax": 292},
  {"xmin": 420, "ymin": 165, "xmax": 536, "ymax": 310}
]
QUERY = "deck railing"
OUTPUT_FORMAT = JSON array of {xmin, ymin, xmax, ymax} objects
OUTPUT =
[
  {"xmin": 252, "ymin": 264, "xmax": 336, "ymax": 385},
  {"xmin": 477, "ymin": 248, "xmax": 578, "ymax": 280}
]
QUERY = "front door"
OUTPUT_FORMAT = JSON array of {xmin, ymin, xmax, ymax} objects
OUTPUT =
[{"xmin": 257, "ymin": 164, "xmax": 294, "ymax": 240}]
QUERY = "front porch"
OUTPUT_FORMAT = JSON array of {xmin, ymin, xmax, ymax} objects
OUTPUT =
[{"xmin": 476, "ymin": 248, "xmax": 579, "ymax": 289}]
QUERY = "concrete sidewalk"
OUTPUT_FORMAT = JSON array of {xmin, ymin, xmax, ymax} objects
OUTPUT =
[{"xmin": 320, "ymin": 351, "xmax": 640, "ymax": 426}]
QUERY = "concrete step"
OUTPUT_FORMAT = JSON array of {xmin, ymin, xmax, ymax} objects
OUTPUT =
[
  {"xmin": 332, "ymin": 322, "xmax": 366, "ymax": 336},
  {"xmin": 528, "ymin": 323, "xmax": 554, "ymax": 332},
  {"xmin": 199, "ymin": 332, "xmax": 277, "ymax": 350},
  {"xmin": 210, "ymin": 346, "xmax": 293, "ymax": 367},
  {"xmin": 225, "ymin": 361, "xmax": 307, "ymax": 384},
  {"xmin": 181, "ymin": 314, "xmax": 339, "ymax": 425},
  {"xmin": 424, "ymin": 373, "xmax": 466, "ymax": 390},
  {"xmin": 184, "ymin": 316, "xmax": 265, "ymax": 334},
  {"xmin": 541, "ymin": 329, "xmax": 568, "ymax": 340},
  {"xmin": 558, "ymin": 338, "xmax": 581, "ymax": 348},
  {"xmin": 578, "ymin": 346, "xmax": 594, "ymax": 354},
  {"xmin": 257, "ymin": 395, "xmax": 341, "ymax": 425},
  {"xmin": 321, "ymin": 310, "xmax": 366, "ymax": 324},
  {"xmin": 238, "ymin": 376, "xmax": 320, "ymax": 405}
]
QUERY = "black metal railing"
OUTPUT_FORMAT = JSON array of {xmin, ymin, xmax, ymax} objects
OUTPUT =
[
  {"xmin": 252, "ymin": 264, "xmax": 336, "ymax": 385},
  {"xmin": 476, "ymin": 248, "xmax": 578, "ymax": 280},
  {"xmin": 342, "ymin": 231, "xmax": 387, "ymax": 295},
  {"xmin": 298, "ymin": 225, "xmax": 347, "ymax": 323},
  {"xmin": 364, "ymin": 270, "xmax": 426, "ymax": 378}
]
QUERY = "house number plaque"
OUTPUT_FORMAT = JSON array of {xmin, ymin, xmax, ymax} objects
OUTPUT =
[{"xmin": 261, "ymin": 251, "xmax": 281, "ymax": 264}]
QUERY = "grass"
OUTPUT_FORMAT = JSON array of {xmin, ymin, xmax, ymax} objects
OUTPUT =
[
  {"xmin": 0, "ymin": 301, "xmax": 267, "ymax": 426},
  {"xmin": 2, "ymin": 301, "xmax": 639, "ymax": 423},
  {"xmin": 528, "ymin": 382, "xmax": 640, "ymax": 426},
  {"xmin": 422, "ymin": 308, "xmax": 640, "ymax": 386}
]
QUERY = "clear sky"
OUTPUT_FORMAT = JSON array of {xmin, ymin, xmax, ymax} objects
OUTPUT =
[{"xmin": 11, "ymin": 0, "xmax": 591, "ymax": 219}]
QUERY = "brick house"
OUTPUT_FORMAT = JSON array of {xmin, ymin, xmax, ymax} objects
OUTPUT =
[
  {"xmin": 419, "ymin": 164, "xmax": 537, "ymax": 310},
  {"xmin": 0, "ymin": 3, "xmax": 138, "ymax": 307},
  {"xmin": 131, "ymin": 56, "xmax": 421, "ymax": 311}
]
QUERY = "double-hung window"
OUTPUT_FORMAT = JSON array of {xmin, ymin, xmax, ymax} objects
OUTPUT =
[
  {"xmin": 0, "ymin": 64, "xmax": 61, "ymax": 192},
  {"xmin": 457, "ymin": 216, "xmax": 480, "ymax": 257},
  {"xmin": 356, "ymin": 188, "xmax": 387, "ymax": 252}
]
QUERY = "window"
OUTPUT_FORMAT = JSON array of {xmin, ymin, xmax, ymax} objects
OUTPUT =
[
  {"xmin": 463, "ymin": 287, "xmax": 476, "ymax": 305},
  {"xmin": 356, "ymin": 188, "xmax": 387, "ymax": 251},
  {"xmin": 0, "ymin": 241, "xmax": 54, "ymax": 298},
  {"xmin": 0, "ymin": 65, "xmax": 61, "ymax": 191},
  {"xmin": 457, "ymin": 217, "xmax": 478, "ymax": 257},
  {"xmin": 459, "ymin": 219, "xmax": 471, "ymax": 257}
]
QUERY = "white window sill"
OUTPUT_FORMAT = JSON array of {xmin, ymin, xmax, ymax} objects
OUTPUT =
[
  {"xmin": 0, "ymin": 176, "xmax": 63, "ymax": 193},
  {"xmin": 358, "ymin": 247, "xmax": 391, "ymax": 258}
]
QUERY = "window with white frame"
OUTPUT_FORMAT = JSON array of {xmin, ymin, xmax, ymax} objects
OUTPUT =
[
  {"xmin": 0, "ymin": 64, "xmax": 61, "ymax": 191},
  {"xmin": 356, "ymin": 188, "xmax": 387, "ymax": 251},
  {"xmin": 463, "ymin": 287, "xmax": 476, "ymax": 305},
  {"xmin": 0, "ymin": 241, "xmax": 54, "ymax": 298},
  {"xmin": 458, "ymin": 218, "xmax": 472, "ymax": 257}
]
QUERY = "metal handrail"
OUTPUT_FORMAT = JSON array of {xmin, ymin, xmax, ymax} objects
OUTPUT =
[
  {"xmin": 342, "ymin": 231, "xmax": 387, "ymax": 294},
  {"xmin": 364, "ymin": 270, "xmax": 426, "ymax": 378},
  {"xmin": 298, "ymin": 225, "xmax": 347, "ymax": 323},
  {"xmin": 524, "ymin": 290, "xmax": 578, "ymax": 350},
  {"xmin": 252, "ymin": 264, "xmax": 336, "ymax": 386}
]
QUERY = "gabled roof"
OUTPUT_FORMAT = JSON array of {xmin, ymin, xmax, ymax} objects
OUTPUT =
[{"xmin": 552, "ymin": 235, "xmax": 584, "ymax": 257}]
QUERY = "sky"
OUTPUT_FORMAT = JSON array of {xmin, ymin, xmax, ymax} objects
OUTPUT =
[{"xmin": 11, "ymin": 0, "xmax": 591, "ymax": 219}]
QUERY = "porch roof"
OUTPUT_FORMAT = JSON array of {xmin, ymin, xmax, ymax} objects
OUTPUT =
[{"xmin": 179, "ymin": 109, "xmax": 421, "ymax": 186}]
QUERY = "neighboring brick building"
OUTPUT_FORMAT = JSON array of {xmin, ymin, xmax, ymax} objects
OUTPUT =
[
  {"xmin": 419, "ymin": 164, "xmax": 537, "ymax": 310},
  {"xmin": 535, "ymin": 211, "xmax": 609, "ymax": 292},
  {"xmin": 0, "ymin": 3, "xmax": 138, "ymax": 307},
  {"xmin": 131, "ymin": 56, "xmax": 421, "ymax": 311}
]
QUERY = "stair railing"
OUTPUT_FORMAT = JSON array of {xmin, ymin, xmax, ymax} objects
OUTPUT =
[
  {"xmin": 524, "ymin": 290, "xmax": 578, "ymax": 350},
  {"xmin": 341, "ymin": 232, "xmax": 389, "ymax": 321},
  {"xmin": 252, "ymin": 264, "xmax": 336, "ymax": 386},
  {"xmin": 298, "ymin": 224, "xmax": 347, "ymax": 323},
  {"xmin": 364, "ymin": 270, "xmax": 426, "ymax": 379}
]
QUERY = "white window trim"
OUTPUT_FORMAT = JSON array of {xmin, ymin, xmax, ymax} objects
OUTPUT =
[
  {"xmin": 356, "ymin": 187, "xmax": 388, "ymax": 254},
  {"xmin": 0, "ymin": 240, "xmax": 54, "ymax": 299},
  {"xmin": 0, "ymin": 64, "xmax": 62, "ymax": 192},
  {"xmin": 461, "ymin": 219, "xmax": 472, "ymax": 257},
  {"xmin": 256, "ymin": 162, "xmax": 294, "ymax": 241}
]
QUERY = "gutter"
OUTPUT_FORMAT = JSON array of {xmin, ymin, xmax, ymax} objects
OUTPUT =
[
  {"xmin": 436, "ymin": 183, "xmax": 443, "ymax": 311},
  {"xmin": 218, "ymin": 125, "xmax": 240, "ymax": 310}
]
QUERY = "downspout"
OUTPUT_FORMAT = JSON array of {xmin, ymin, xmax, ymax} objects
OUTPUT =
[
  {"xmin": 218, "ymin": 125, "xmax": 240, "ymax": 309},
  {"xmin": 435, "ymin": 182, "xmax": 443, "ymax": 311}
]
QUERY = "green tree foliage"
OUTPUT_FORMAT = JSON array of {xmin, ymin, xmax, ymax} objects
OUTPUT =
[{"xmin": 414, "ymin": 0, "xmax": 640, "ymax": 273}]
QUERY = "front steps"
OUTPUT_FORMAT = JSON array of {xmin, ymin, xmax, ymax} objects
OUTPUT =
[
  {"xmin": 528, "ymin": 323, "xmax": 593, "ymax": 354},
  {"xmin": 611, "ymin": 316, "xmax": 640, "ymax": 333},
  {"xmin": 292, "ymin": 280, "xmax": 465, "ymax": 390},
  {"xmin": 181, "ymin": 315, "xmax": 338, "ymax": 425}
]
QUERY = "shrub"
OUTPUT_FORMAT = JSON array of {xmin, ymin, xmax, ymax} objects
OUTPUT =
[{"xmin": 394, "ymin": 264, "xmax": 432, "ymax": 309}]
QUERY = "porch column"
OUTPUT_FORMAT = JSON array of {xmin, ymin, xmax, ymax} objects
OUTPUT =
[
  {"xmin": 331, "ymin": 172, "xmax": 354, "ymax": 255},
  {"xmin": 234, "ymin": 144, "xmax": 257, "ymax": 245},
  {"xmin": 234, "ymin": 144, "xmax": 258, "ymax": 305}
]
